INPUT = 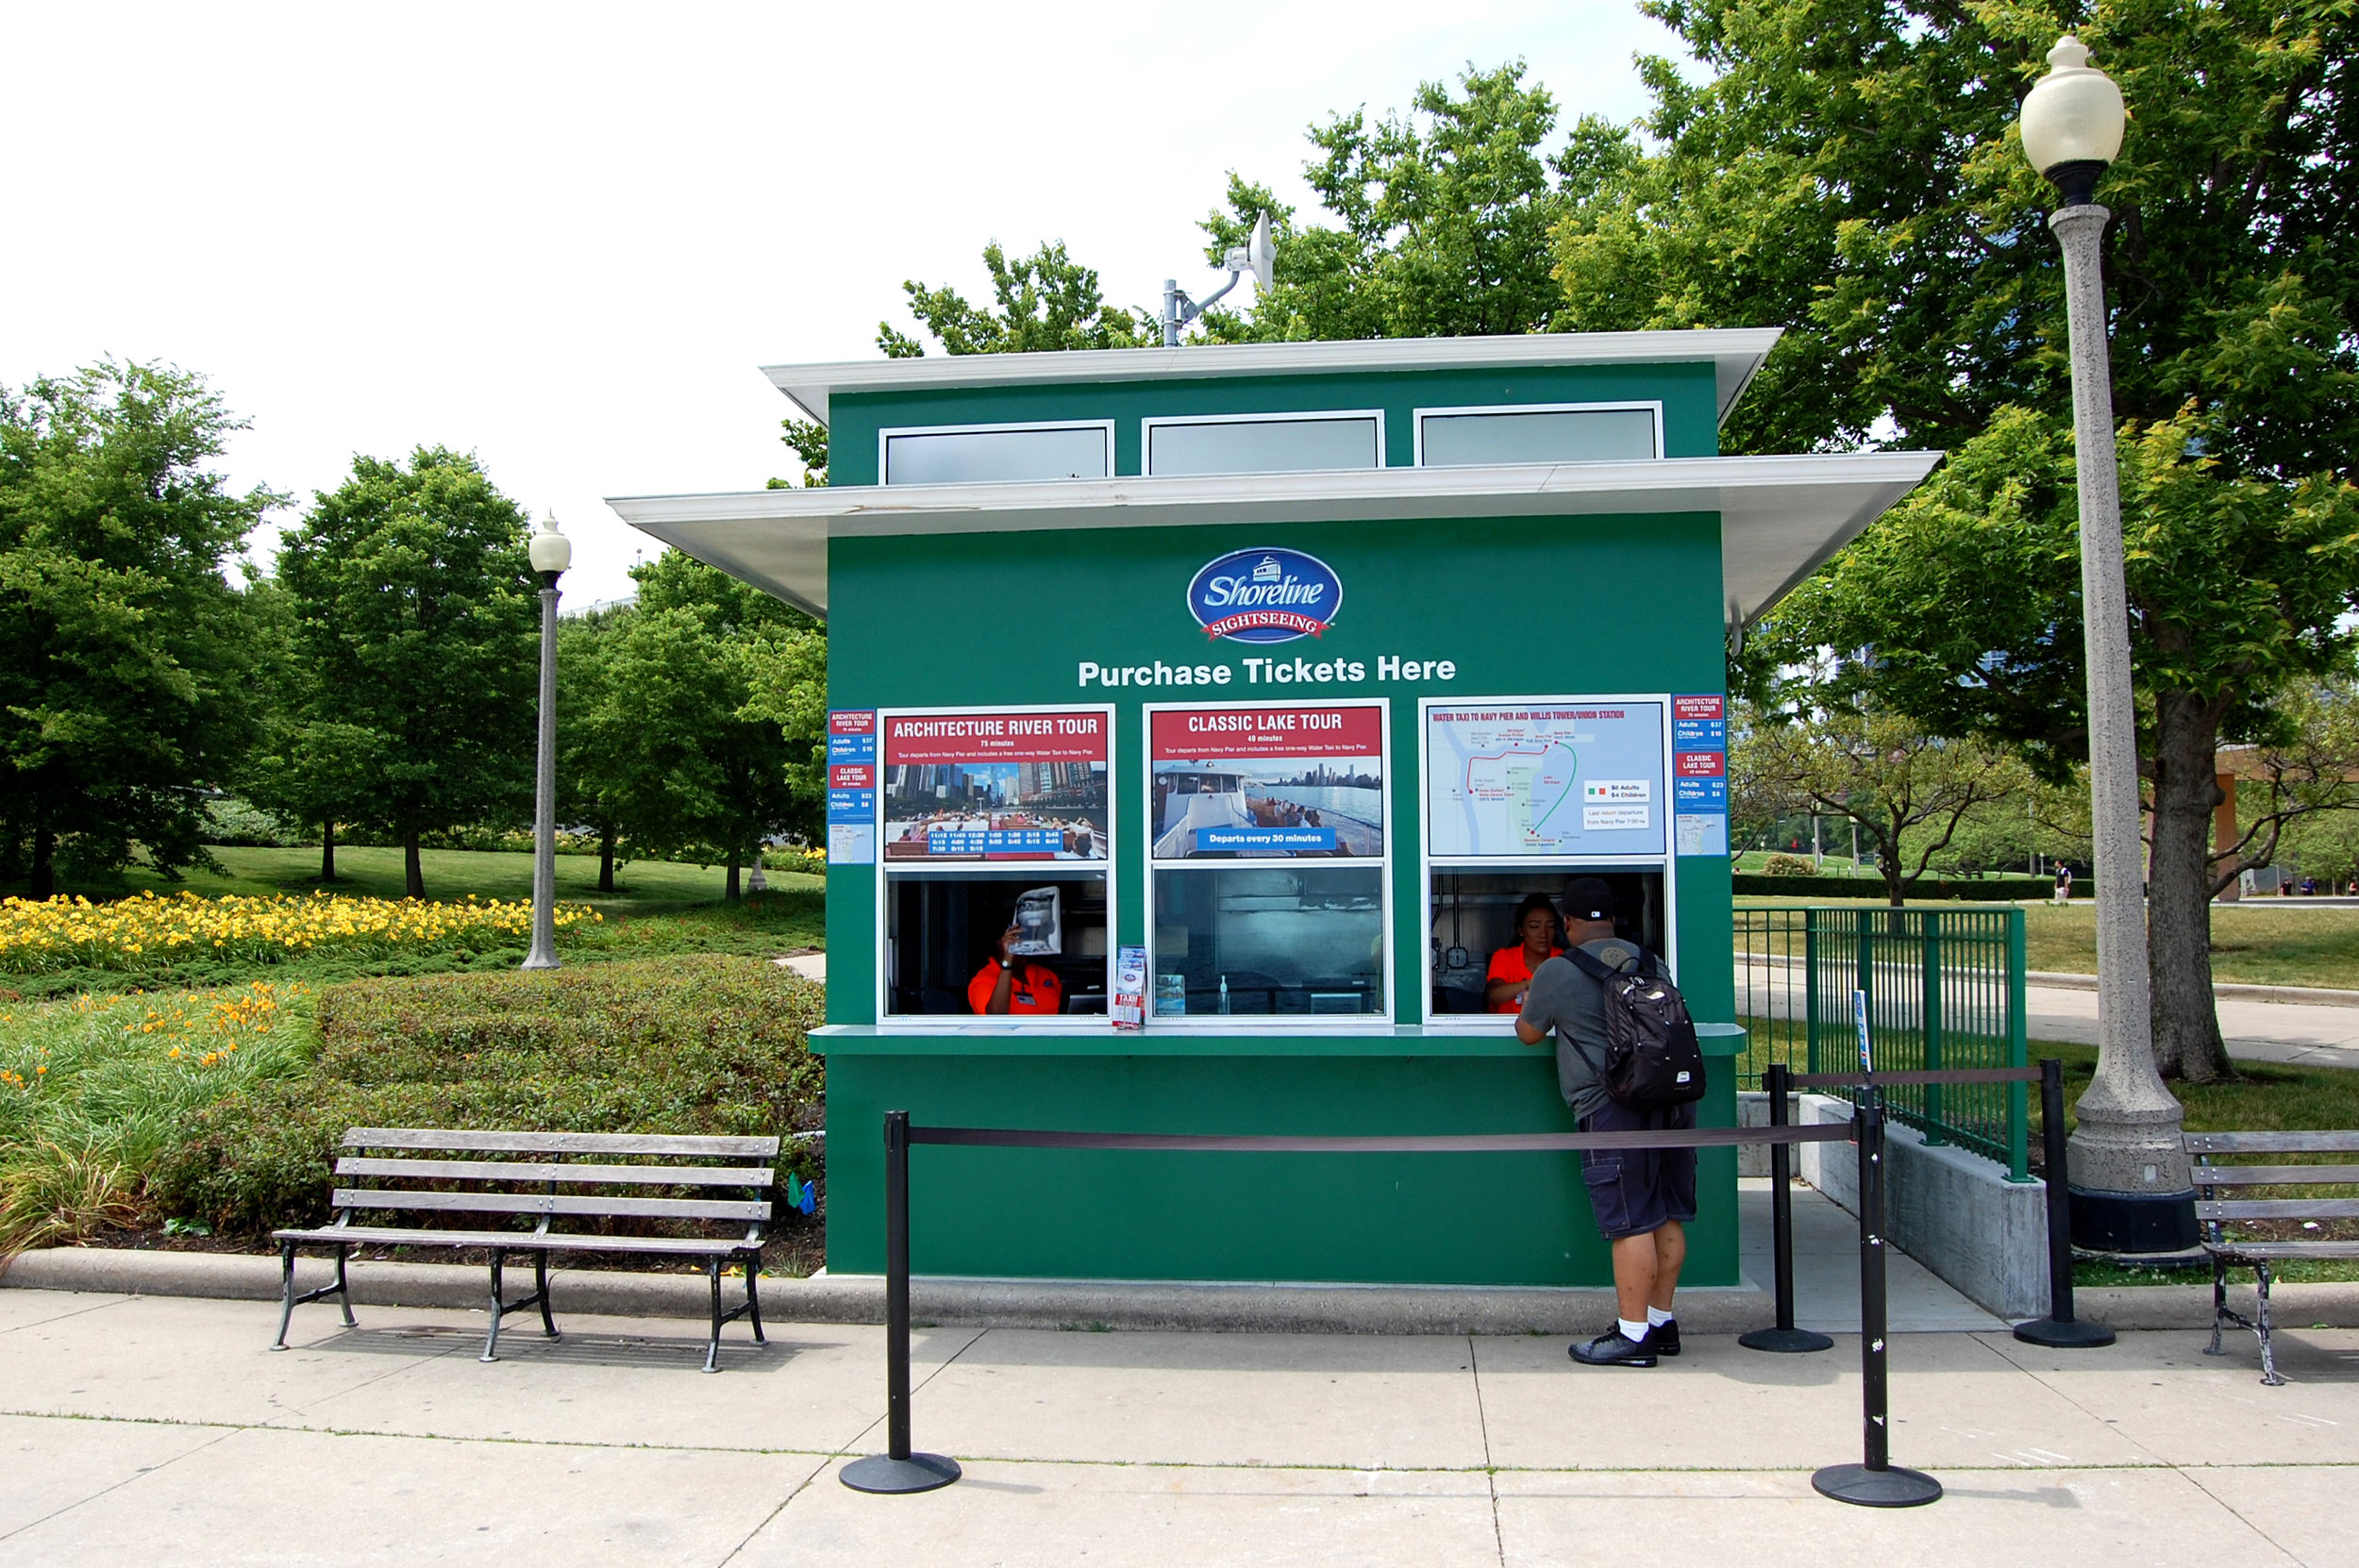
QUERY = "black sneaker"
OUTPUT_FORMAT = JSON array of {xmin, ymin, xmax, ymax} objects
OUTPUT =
[
  {"xmin": 1569, "ymin": 1329, "xmax": 1658, "ymax": 1367},
  {"xmin": 1645, "ymin": 1319, "xmax": 1681, "ymax": 1357}
]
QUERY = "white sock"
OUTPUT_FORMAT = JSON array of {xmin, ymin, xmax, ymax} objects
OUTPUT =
[
  {"xmin": 1617, "ymin": 1317, "xmax": 1648, "ymax": 1343},
  {"xmin": 1647, "ymin": 1306, "xmax": 1674, "ymax": 1327}
]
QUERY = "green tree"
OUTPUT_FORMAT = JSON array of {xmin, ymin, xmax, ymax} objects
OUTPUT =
[
  {"xmin": 590, "ymin": 553, "xmax": 821, "ymax": 897},
  {"xmin": 239, "ymin": 575, "xmax": 376, "ymax": 881},
  {"xmin": 273, "ymin": 448, "xmax": 539, "ymax": 899},
  {"xmin": 1203, "ymin": 62, "xmax": 1600, "ymax": 342},
  {"xmin": 1562, "ymin": 0, "xmax": 2359, "ymax": 1080},
  {"xmin": 877, "ymin": 240, "xmax": 1158, "ymax": 359},
  {"xmin": 1735, "ymin": 682, "xmax": 2034, "ymax": 905},
  {"xmin": 555, "ymin": 604, "xmax": 632, "ymax": 893},
  {"xmin": 1758, "ymin": 407, "xmax": 2359, "ymax": 1078},
  {"xmin": 0, "ymin": 360, "xmax": 276, "ymax": 898}
]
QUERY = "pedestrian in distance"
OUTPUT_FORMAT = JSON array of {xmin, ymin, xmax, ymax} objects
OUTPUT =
[
  {"xmin": 2052, "ymin": 864, "xmax": 2072, "ymax": 905},
  {"xmin": 1514, "ymin": 878, "xmax": 1695, "ymax": 1368}
]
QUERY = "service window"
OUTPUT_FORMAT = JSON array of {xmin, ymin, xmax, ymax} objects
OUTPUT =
[
  {"xmin": 878, "ymin": 707, "xmax": 1113, "ymax": 1020},
  {"xmin": 1144, "ymin": 411, "xmax": 1382, "ymax": 477},
  {"xmin": 1414, "ymin": 404, "xmax": 1661, "ymax": 467},
  {"xmin": 1419, "ymin": 697, "xmax": 1674, "ymax": 1021},
  {"xmin": 1146, "ymin": 700, "xmax": 1390, "ymax": 1018},
  {"xmin": 881, "ymin": 421, "xmax": 1113, "ymax": 485}
]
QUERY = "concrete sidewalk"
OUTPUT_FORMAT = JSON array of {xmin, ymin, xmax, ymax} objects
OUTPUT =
[{"xmin": 4, "ymin": 1286, "xmax": 2354, "ymax": 1566}]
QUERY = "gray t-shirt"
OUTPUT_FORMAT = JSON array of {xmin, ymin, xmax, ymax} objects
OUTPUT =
[{"xmin": 1521, "ymin": 937, "xmax": 1658, "ymax": 1120}]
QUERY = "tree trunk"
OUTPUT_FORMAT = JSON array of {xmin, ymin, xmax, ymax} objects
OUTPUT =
[
  {"xmin": 403, "ymin": 827, "xmax": 426, "ymax": 900},
  {"xmin": 725, "ymin": 847, "xmax": 742, "ymax": 902},
  {"xmin": 2148, "ymin": 690, "xmax": 2233, "ymax": 1083},
  {"xmin": 29, "ymin": 826, "xmax": 55, "ymax": 902},
  {"xmin": 1874, "ymin": 824, "xmax": 1906, "ymax": 906},
  {"xmin": 597, "ymin": 826, "xmax": 615, "ymax": 894},
  {"xmin": 320, "ymin": 821, "xmax": 337, "ymax": 883}
]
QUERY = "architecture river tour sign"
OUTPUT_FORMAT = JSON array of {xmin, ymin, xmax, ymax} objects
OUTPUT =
[{"xmin": 612, "ymin": 330, "xmax": 1938, "ymax": 1290}]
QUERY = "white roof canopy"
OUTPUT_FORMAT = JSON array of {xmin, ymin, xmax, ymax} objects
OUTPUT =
[
  {"xmin": 608, "ymin": 450, "xmax": 1941, "ymax": 630},
  {"xmin": 763, "ymin": 328, "xmax": 1783, "ymax": 428}
]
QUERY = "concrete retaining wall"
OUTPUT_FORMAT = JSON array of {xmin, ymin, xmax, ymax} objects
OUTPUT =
[{"xmin": 1742, "ymin": 1091, "xmax": 2049, "ymax": 1319}]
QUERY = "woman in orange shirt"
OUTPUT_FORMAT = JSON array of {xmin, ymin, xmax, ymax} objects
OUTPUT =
[{"xmin": 1483, "ymin": 892, "xmax": 1562, "ymax": 1013}]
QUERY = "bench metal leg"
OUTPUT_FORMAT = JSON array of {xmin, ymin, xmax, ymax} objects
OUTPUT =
[
  {"xmin": 534, "ymin": 1250, "xmax": 560, "ymax": 1341},
  {"xmin": 745, "ymin": 1260, "xmax": 764, "ymax": 1345},
  {"xmin": 704, "ymin": 1258, "xmax": 725, "ymax": 1374},
  {"xmin": 274, "ymin": 1241, "xmax": 360, "ymax": 1350},
  {"xmin": 2206, "ymin": 1259, "xmax": 2229, "ymax": 1357},
  {"xmin": 484, "ymin": 1249, "xmax": 509, "ymax": 1362},
  {"xmin": 2255, "ymin": 1261, "xmax": 2284, "ymax": 1387}
]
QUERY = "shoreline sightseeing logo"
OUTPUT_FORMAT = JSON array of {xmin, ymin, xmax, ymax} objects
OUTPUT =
[{"xmin": 1186, "ymin": 548, "xmax": 1343, "ymax": 643}]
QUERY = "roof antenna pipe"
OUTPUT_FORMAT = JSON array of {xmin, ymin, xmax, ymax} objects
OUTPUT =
[{"xmin": 1162, "ymin": 212, "xmax": 1273, "ymax": 347}]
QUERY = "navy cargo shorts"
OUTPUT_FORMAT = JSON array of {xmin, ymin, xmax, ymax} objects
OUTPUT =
[{"xmin": 1576, "ymin": 1099, "xmax": 1698, "ymax": 1241}]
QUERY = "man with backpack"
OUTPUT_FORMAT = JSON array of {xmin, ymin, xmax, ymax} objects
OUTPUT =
[{"xmin": 1514, "ymin": 877, "xmax": 1706, "ymax": 1368}]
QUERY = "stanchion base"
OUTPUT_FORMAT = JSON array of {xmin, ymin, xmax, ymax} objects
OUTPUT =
[
  {"xmin": 1812, "ymin": 1462, "xmax": 1942, "ymax": 1508},
  {"xmin": 841, "ymin": 1453, "xmax": 962, "ymax": 1493},
  {"xmin": 2013, "ymin": 1316, "xmax": 2116, "ymax": 1349},
  {"xmin": 1739, "ymin": 1326, "xmax": 1835, "ymax": 1354}
]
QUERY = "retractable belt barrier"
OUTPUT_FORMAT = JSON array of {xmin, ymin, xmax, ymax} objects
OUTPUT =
[{"xmin": 839, "ymin": 1107, "xmax": 1983, "ymax": 1507}]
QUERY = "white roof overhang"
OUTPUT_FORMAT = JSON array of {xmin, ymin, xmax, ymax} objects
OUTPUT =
[
  {"xmin": 608, "ymin": 450, "xmax": 1941, "ymax": 631},
  {"xmin": 763, "ymin": 328, "xmax": 1783, "ymax": 429}
]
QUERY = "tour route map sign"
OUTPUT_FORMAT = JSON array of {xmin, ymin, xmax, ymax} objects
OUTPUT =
[{"xmin": 1424, "ymin": 700, "xmax": 1667, "ymax": 859}]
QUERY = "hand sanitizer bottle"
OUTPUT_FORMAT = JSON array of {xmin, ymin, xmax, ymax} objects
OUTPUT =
[{"xmin": 1218, "ymin": 975, "xmax": 1231, "ymax": 1014}]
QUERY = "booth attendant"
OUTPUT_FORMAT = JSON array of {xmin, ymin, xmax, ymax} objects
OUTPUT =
[
  {"xmin": 969, "ymin": 926, "xmax": 1065, "ymax": 1015},
  {"xmin": 1482, "ymin": 892, "xmax": 1563, "ymax": 1013}
]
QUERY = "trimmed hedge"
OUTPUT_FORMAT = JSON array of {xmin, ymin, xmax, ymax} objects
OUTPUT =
[
  {"xmin": 150, "ymin": 955, "xmax": 824, "ymax": 1236},
  {"xmin": 1732, "ymin": 873, "xmax": 2083, "ymax": 902}
]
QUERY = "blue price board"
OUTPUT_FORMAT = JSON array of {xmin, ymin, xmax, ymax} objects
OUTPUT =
[
  {"xmin": 1673, "ymin": 718, "xmax": 1727, "ymax": 752},
  {"xmin": 1673, "ymin": 776, "xmax": 1728, "ymax": 811}
]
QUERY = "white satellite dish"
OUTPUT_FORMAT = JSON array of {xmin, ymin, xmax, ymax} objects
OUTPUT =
[
  {"xmin": 1222, "ymin": 211, "xmax": 1275, "ymax": 294},
  {"xmin": 1165, "ymin": 211, "xmax": 1275, "ymax": 345}
]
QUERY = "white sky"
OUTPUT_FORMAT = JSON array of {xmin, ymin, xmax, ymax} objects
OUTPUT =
[{"xmin": 6, "ymin": 1, "xmax": 1678, "ymax": 606}]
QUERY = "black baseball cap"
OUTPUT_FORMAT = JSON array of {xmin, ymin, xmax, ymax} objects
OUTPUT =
[{"xmin": 1559, "ymin": 877, "xmax": 1616, "ymax": 924}]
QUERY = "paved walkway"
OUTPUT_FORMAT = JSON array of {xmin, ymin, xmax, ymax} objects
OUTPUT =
[
  {"xmin": 4, "ymin": 1285, "xmax": 2353, "ymax": 1565},
  {"xmin": 1738, "ymin": 964, "xmax": 2359, "ymax": 1071}
]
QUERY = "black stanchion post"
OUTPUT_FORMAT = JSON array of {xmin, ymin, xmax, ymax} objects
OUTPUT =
[
  {"xmin": 842, "ymin": 1110, "xmax": 962, "ymax": 1494},
  {"xmin": 1742, "ymin": 1062, "xmax": 1832, "ymax": 1354},
  {"xmin": 2013, "ymin": 1059, "xmax": 2116, "ymax": 1348},
  {"xmin": 1813, "ymin": 1093, "xmax": 1942, "ymax": 1508}
]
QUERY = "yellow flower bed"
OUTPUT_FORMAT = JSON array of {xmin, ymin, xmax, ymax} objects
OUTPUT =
[{"xmin": 0, "ymin": 891, "xmax": 601, "ymax": 974}]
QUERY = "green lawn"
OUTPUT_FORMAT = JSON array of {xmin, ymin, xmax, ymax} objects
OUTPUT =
[
  {"xmin": 1738, "ymin": 894, "xmax": 2359, "ymax": 992},
  {"xmin": 13, "ymin": 843, "xmax": 801, "ymax": 916}
]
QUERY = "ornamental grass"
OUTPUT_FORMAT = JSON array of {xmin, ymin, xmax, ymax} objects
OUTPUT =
[
  {"xmin": 0, "ymin": 890, "xmax": 601, "ymax": 976},
  {"xmin": 0, "ymin": 981, "xmax": 313, "ymax": 1255}
]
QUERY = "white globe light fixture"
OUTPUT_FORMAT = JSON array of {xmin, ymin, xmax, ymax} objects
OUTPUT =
[
  {"xmin": 2019, "ymin": 37, "xmax": 2127, "ymax": 204},
  {"xmin": 523, "ymin": 515, "xmax": 569, "ymax": 970},
  {"xmin": 529, "ymin": 516, "xmax": 573, "ymax": 577}
]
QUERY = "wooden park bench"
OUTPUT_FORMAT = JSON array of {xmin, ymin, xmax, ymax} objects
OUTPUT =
[
  {"xmin": 2188, "ymin": 1129, "xmax": 2359, "ymax": 1386},
  {"xmin": 272, "ymin": 1127, "xmax": 786, "ymax": 1372}
]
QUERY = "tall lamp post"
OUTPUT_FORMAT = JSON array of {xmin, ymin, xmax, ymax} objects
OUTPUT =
[
  {"xmin": 2019, "ymin": 38, "xmax": 2195, "ymax": 1251},
  {"xmin": 522, "ymin": 516, "xmax": 571, "ymax": 972}
]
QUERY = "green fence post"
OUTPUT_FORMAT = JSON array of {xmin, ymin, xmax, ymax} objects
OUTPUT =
[
  {"xmin": 2006, "ymin": 904, "xmax": 2031, "ymax": 1182},
  {"xmin": 1805, "ymin": 909, "xmax": 1822, "ymax": 1077},
  {"xmin": 1921, "ymin": 910, "xmax": 1945, "ymax": 1145}
]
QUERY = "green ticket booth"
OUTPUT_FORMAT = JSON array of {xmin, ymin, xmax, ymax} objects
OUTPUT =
[{"xmin": 611, "ymin": 330, "xmax": 1935, "ymax": 1290}]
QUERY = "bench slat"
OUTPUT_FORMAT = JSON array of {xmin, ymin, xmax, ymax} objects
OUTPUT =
[
  {"xmin": 332, "ymin": 1189, "xmax": 770, "ymax": 1223},
  {"xmin": 2192, "ymin": 1164, "xmax": 2359, "ymax": 1187},
  {"xmin": 334, "ymin": 1158, "xmax": 775, "ymax": 1188},
  {"xmin": 273, "ymin": 1226, "xmax": 761, "ymax": 1255},
  {"xmin": 2185, "ymin": 1131, "xmax": 2359, "ymax": 1154},
  {"xmin": 340, "ymin": 1128, "xmax": 780, "ymax": 1159},
  {"xmin": 2206, "ymin": 1240, "xmax": 2359, "ymax": 1260},
  {"xmin": 2196, "ymin": 1198, "xmax": 2359, "ymax": 1221}
]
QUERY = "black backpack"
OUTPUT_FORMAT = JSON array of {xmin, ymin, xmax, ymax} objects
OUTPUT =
[{"xmin": 1564, "ymin": 945, "xmax": 1707, "ymax": 1111}]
